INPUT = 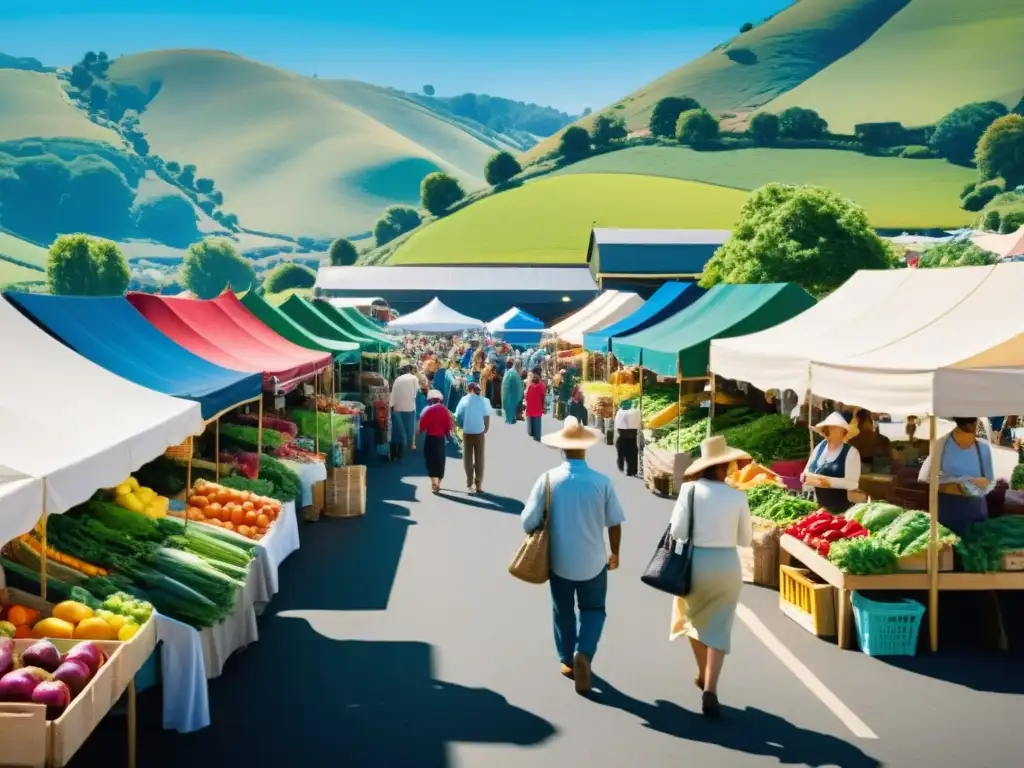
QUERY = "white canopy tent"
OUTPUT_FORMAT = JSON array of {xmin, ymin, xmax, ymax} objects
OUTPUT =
[
  {"xmin": 328, "ymin": 297, "xmax": 385, "ymax": 310},
  {"xmin": 0, "ymin": 297, "xmax": 203, "ymax": 544},
  {"xmin": 387, "ymin": 297, "xmax": 485, "ymax": 333},
  {"xmin": 544, "ymin": 291, "xmax": 620, "ymax": 338},
  {"xmin": 558, "ymin": 291, "xmax": 644, "ymax": 346}
]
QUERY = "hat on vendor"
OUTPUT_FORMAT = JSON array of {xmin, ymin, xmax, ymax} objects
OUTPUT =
[
  {"xmin": 812, "ymin": 411, "xmax": 860, "ymax": 441},
  {"xmin": 541, "ymin": 416, "xmax": 602, "ymax": 450},
  {"xmin": 683, "ymin": 435, "xmax": 751, "ymax": 480},
  {"xmin": 426, "ymin": 389, "xmax": 444, "ymax": 403}
]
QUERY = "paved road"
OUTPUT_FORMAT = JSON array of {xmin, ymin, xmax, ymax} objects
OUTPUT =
[{"xmin": 76, "ymin": 418, "xmax": 1024, "ymax": 767}]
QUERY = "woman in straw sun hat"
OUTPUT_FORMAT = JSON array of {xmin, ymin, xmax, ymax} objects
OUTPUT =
[
  {"xmin": 417, "ymin": 389, "xmax": 455, "ymax": 493},
  {"xmin": 668, "ymin": 434, "xmax": 752, "ymax": 717},
  {"xmin": 520, "ymin": 416, "xmax": 626, "ymax": 695},
  {"xmin": 800, "ymin": 411, "xmax": 862, "ymax": 514}
]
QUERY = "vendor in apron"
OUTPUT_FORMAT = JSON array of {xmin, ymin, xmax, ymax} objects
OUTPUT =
[
  {"xmin": 917, "ymin": 417, "xmax": 993, "ymax": 535},
  {"xmin": 800, "ymin": 412, "xmax": 863, "ymax": 513}
]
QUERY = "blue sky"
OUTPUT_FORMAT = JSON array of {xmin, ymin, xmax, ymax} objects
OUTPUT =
[{"xmin": 1, "ymin": 0, "xmax": 788, "ymax": 113}]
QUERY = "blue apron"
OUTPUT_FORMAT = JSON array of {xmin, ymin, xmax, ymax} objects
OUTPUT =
[
  {"xmin": 807, "ymin": 441, "xmax": 853, "ymax": 513},
  {"xmin": 936, "ymin": 438, "xmax": 988, "ymax": 536}
]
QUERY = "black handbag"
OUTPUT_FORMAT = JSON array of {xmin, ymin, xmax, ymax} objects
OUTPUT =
[{"xmin": 641, "ymin": 483, "xmax": 696, "ymax": 597}]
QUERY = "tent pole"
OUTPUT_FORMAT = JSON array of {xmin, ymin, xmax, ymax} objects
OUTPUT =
[
  {"xmin": 314, "ymin": 372, "xmax": 321, "ymax": 456},
  {"xmin": 807, "ymin": 364, "xmax": 814, "ymax": 455},
  {"xmin": 214, "ymin": 418, "xmax": 221, "ymax": 482},
  {"xmin": 676, "ymin": 363, "xmax": 682, "ymax": 453},
  {"xmin": 707, "ymin": 372, "xmax": 716, "ymax": 439},
  {"xmin": 927, "ymin": 414, "xmax": 940, "ymax": 652},
  {"xmin": 256, "ymin": 397, "xmax": 264, "ymax": 480},
  {"xmin": 185, "ymin": 437, "xmax": 193, "ymax": 531},
  {"xmin": 39, "ymin": 482, "xmax": 48, "ymax": 602}
]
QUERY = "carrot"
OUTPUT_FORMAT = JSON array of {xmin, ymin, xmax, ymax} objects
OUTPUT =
[{"xmin": 19, "ymin": 535, "xmax": 109, "ymax": 577}]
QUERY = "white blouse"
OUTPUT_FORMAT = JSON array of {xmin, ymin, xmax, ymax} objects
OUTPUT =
[
  {"xmin": 802, "ymin": 442, "xmax": 862, "ymax": 490},
  {"xmin": 669, "ymin": 479, "xmax": 752, "ymax": 548}
]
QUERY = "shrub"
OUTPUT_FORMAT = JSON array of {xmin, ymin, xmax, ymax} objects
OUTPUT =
[
  {"xmin": 264, "ymin": 262, "xmax": 316, "ymax": 293},
  {"xmin": 961, "ymin": 181, "xmax": 1002, "ymax": 211},
  {"xmin": 590, "ymin": 113, "xmax": 627, "ymax": 150},
  {"xmin": 739, "ymin": 21, "xmax": 754, "ymax": 33},
  {"xmin": 855, "ymin": 122, "xmax": 912, "ymax": 148},
  {"xmin": 165, "ymin": 161, "xmax": 181, "ymax": 173},
  {"xmin": 328, "ymin": 238, "xmax": 359, "ymax": 267},
  {"xmin": 419, "ymin": 172, "xmax": 465, "ymax": 216},
  {"xmin": 982, "ymin": 210, "xmax": 1002, "ymax": 231},
  {"xmin": 930, "ymin": 101, "xmax": 1009, "ymax": 165},
  {"xmin": 976, "ymin": 114, "xmax": 1024, "ymax": 188},
  {"xmin": 557, "ymin": 126, "xmax": 591, "ymax": 163},
  {"xmin": 899, "ymin": 145, "xmax": 935, "ymax": 159},
  {"xmin": 194, "ymin": 177, "xmax": 214, "ymax": 194},
  {"xmin": 180, "ymin": 238, "xmax": 256, "ymax": 298},
  {"xmin": 374, "ymin": 205, "xmax": 423, "ymax": 246},
  {"xmin": 675, "ymin": 109, "xmax": 719, "ymax": 146},
  {"xmin": 649, "ymin": 96, "xmax": 701, "ymax": 138},
  {"xmin": 779, "ymin": 107, "xmax": 828, "ymax": 139},
  {"xmin": 748, "ymin": 113, "xmax": 779, "ymax": 144},
  {"xmin": 1001, "ymin": 211, "xmax": 1024, "ymax": 233},
  {"xmin": 47, "ymin": 234, "xmax": 130, "ymax": 296},
  {"xmin": 484, "ymin": 151, "xmax": 522, "ymax": 186},
  {"xmin": 960, "ymin": 181, "xmax": 977, "ymax": 199},
  {"xmin": 918, "ymin": 241, "xmax": 997, "ymax": 268}
]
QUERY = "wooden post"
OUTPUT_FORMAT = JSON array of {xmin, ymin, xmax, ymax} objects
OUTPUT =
[
  {"xmin": 127, "ymin": 678, "xmax": 137, "ymax": 768},
  {"xmin": 214, "ymin": 418, "xmax": 220, "ymax": 482},
  {"xmin": 256, "ymin": 397, "xmax": 264, "ymax": 480},
  {"xmin": 676, "ymin": 363, "xmax": 683, "ymax": 453},
  {"xmin": 807, "ymin": 365, "xmax": 815, "ymax": 454},
  {"xmin": 184, "ymin": 437, "xmax": 194, "ymax": 531},
  {"xmin": 314, "ymin": 372, "xmax": 320, "ymax": 456},
  {"xmin": 707, "ymin": 373, "xmax": 716, "ymax": 438},
  {"xmin": 927, "ymin": 414, "xmax": 940, "ymax": 652},
  {"xmin": 39, "ymin": 487, "xmax": 47, "ymax": 602}
]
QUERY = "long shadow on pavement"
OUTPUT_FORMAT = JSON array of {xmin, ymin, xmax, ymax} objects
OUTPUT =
[
  {"xmin": 438, "ymin": 490, "xmax": 524, "ymax": 515},
  {"xmin": 589, "ymin": 676, "xmax": 881, "ymax": 768}
]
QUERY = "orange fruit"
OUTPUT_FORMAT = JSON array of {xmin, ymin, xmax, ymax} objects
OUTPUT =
[
  {"xmin": 7, "ymin": 606, "xmax": 28, "ymax": 626},
  {"xmin": 14, "ymin": 624, "xmax": 32, "ymax": 638},
  {"xmin": 243, "ymin": 510, "xmax": 257, "ymax": 525},
  {"xmin": 241, "ymin": 501, "xmax": 254, "ymax": 512},
  {"xmin": 218, "ymin": 506, "xmax": 231, "ymax": 523},
  {"xmin": 256, "ymin": 514, "xmax": 270, "ymax": 529},
  {"xmin": 223, "ymin": 522, "xmax": 236, "ymax": 532},
  {"xmin": 203, "ymin": 506, "xmax": 218, "ymax": 520},
  {"xmin": 231, "ymin": 508, "xmax": 245, "ymax": 526},
  {"xmin": 191, "ymin": 495, "xmax": 209, "ymax": 508},
  {"xmin": 237, "ymin": 525, "xmax": 251, "ymax": 538}
]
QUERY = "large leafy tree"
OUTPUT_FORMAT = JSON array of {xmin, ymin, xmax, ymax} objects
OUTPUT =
[
  {"xmin": 180, "ymin": 238, "xmax": 256, "ymax": 298},
  {"xmin": 590, "ymin": 113, "xmax": 627, "ymax": 149},
  {"xmin": 328, "ymin": 237, "xmax": 359, "ymax": 266},
  {"xmin": 778, "ymin": 107, "xmax": 828, "ymax": 139},
  {"xmin": 557, "ymin": 126, "xmax": 591, "ymax": 163},
  {"xmin": 976, "ymin": 114, "xmax": 1024, "ymax": 188},
  {"xmin": 675, "ymin": 109, "xmax": 719, "ymax": 146},
  {"xmin": 648, "ymin": 96, "xmax": 701, "ymax": 138},
  {"xmin": 420, "ymin": 172, "xmax": 465, "ymax": 216},
  {"xmin": 700, "ymin": 184, "xmax": 894, "ymax": 297},
  {"xmin": 929, "ymin": 101, "xmax": 1008, "ymax": 166},
  {"xmin": 47, "ymin": 234, "xmax": 131, "ymax": 296},
  {"xmin": 374, "ymin": 205, "xmax": 423, "ymax": 246},
  {"xmin": 264, "ymin": 262, "xmax": 317, "ymax": 292},
  {"xmin": 483, "ymin": 151, "xmax": 521, "ymax": 187}
]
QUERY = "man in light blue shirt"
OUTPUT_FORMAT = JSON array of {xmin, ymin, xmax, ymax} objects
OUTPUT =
[
  {"xmin": 521, "ymin": 416, "xmax": 625, "ymax": 694},
  {"xmin": 455, "ymin": 381, "xmax": 492, "ymax": 493}
]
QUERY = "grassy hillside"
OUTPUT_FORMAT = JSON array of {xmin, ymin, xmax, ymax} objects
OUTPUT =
[
  {"xmin": 525, "ymin": 0, "xmax": 909, "ymax": 161},
  {"xmin": 554, "ymin": 146, "xmax": 974, "ymax": 228},
  {"xmin": 0, "ymin": 70, "xmax": 122, "ymax": 145},
  {"xmin": 0, "ymin": 229, "xmax": 48, "ymax": 269},
  {"xmin": 387, "ymin": 174, "xmax": 746, "ymax": 265},
  {"xmin": 762, "ymin": 0, "xmax": 1024, "ymax": 131},
  {"xmin": 106, "ymin": 50, "xmax": 499, "ymax": 239}
]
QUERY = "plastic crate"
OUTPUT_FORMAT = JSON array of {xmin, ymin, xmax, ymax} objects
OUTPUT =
[
  {"xmin": 851, "ymin": 592, "xmax": 924, "ymax": 656},
  {"xmin": 778, "ymin": 565, "xmax": 836, "ymax": 637}
]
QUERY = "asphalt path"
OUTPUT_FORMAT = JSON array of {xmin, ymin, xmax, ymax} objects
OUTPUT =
[{"xmin": 75, "ymin": 417, "xmax": 1024, "ymax": 767}]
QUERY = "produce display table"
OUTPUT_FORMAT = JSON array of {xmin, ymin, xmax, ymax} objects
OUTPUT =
[
  {"xmin": 251, "ymin": 500, "xmax": 300, "ymax": 611},
  {"xmin": 779, "ymin": 534, "xmax": 1024, "ymax": 650}
]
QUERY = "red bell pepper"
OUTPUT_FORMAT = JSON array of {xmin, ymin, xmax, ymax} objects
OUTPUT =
[
  {"xmin": 817, "ymin": 540, "xmax": 831, "ymax": 557},
  {"xmin": 803, "ymin": 533, "xmax": 815, "ymax": 545},
  {"xmin": 827, "ymin": 517, "xmax": 846, "ymax": 531},
  {"xmin": 821, "ymin": 529, "xmax": 843, "ymax": 542},
  {"xmin": 840, "ymin": 521, "xmax": 866, "ymax": 537},
  {"xmin": 807, "ymin": 520, "xmax": 831, "ymax": 535},
  {"xmin": 847, "ymin": 529, "xmax": 869, "ymax": 538}
]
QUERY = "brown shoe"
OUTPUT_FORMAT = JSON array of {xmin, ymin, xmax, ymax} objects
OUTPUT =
[
  {"xmin": 559, "ymin": 663, "xmax": 574, "ymax": 679},
  {"xmin": 702, "ymin": 691, "xmax": 720, "ymax": 718},
  {"xmin": 572, "ymin": 652, "xmax": 592, "ymax": 694}
]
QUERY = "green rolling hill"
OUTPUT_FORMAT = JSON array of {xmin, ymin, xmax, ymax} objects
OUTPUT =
[{"xmin": 0, "ymin": 70, "xmax": 122, "ymax": 145}]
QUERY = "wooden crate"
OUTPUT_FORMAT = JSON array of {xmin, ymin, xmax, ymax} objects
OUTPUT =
[
  {"xmin": 897, "ymin": 544, "xmax": 954, "ymax": 573},
  {"xmin": 303, "ymin": 480, "xmax": 325, "ymax": 522},
  {"xmin": 750, "ymin": 522, "xmax": 782, "ymax": 589},
  {"xmin": 1001, "ymin": 550, "xmax": 1024, "ymax": 571},
  {"xmin": 779, "ymin": 565, "xmax": 837, "ymax": 638},
  {"xmin": 325, "ymin": 466, "xmax": 366, "ymax": 518}
]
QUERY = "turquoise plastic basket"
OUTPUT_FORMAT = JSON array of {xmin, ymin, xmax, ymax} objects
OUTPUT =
[{"xmin": 851, "ymin": 592, "xmax": 925, "ymax": 656}]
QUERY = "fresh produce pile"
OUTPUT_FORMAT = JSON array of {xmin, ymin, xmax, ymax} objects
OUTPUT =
[
  {"xmin": 218, "ymin": 423, "xmax": 286, "ymax": 452},
  {"xmin": 220, "ymin": 476, "xmax": 277, "ymax": 499},
  {"xmin": 748, "ymin": 485, "xmax": 817, "ymax": 524},
  {"xmin": 718, "ymin": 414, "xmax": 809, "ymax": 465},
  {"xmin": 728, "ymin": 462, "xmax": 784, "ymax": 491},
  {"xmin": 846, "ymin": 502, "xmax": 905, "ymax": 533},
  {"xmin": 290, "ymin": 408, "xmax": 357, "ymax": 447},
  {"xmin": 11, "ymin": 596, "xmax": 151, "ymax": 642},
  {"xmin": 654, "ymin": 407, "xmax": 758, "ymax": 453},
  {"xmin": 235, "ymin": 454, "xmax": 301, "ymax": 502},
  {"xmin": 132, "ymin": 456, "xmax": 187, "ymax": 497},
  {"xmin": 1012, "ymin": 464, "xmax": 1024, "ymax": 491},
  {"xmin": 111, "ymin": 474, "xmax": 169, "ymax": 519},
  {"xmin": 0, "ymin": 638, "xmax": 109, "ymax": 719},
  {"xmin": 184, "ymin": 479, "xmax": 282, "ymax": 540},
  {"xmin": 314, "ymin": 396, "xmax": 364, "ymax": 415},
  {"xmin": 827, "ymin": 538, "xmax": 899, "ymax": 576},
  {"xmin": 230, "ymin": 412, "xmax": 299, "ymax": 438},
  {"xmin": 956, "ymin": 517, "xmax": 1024, "ymax": 572},
  {"xmin": 272, "ymin": 442, "xmax": 325, "ymax": 463},
  {"xmin": 784, "ymin": 510, "xmax": 868, "ymax": 557},
  {"xmin": 0, "ymin": 603, "xmax": 41, "ymax": 639}
]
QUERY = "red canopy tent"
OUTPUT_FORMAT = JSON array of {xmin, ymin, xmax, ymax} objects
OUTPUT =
[{"xmin": 127, "ymin": 292, "xmax": 331, "ymax": 392}]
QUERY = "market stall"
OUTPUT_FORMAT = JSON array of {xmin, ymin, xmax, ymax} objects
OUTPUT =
[
  {"xmin": 387, "ymin": 297, "xmax": 485, "ymax": 333},
  {"xmin": 553, "ymin": 291, "xmax": 642, "ymax": 348},
  {"xmin": 317, "ymin": 300, "xmax": 398, "ymax": 345},
  {"xmin": 279, "ymin": 294, "xmax": 395, "ymax": 350},
  {"xmin": 237, "ymin": 290, "xmax": 361, "ymax": 363},
  {"xmin": 582, "ymin": 281, "xmax": 705, "ymax": 354},
  {"xmin": 544, "ymin": 290, "xmax": 621, "ymax": 339},
  {"xmin": 487, "ymin": 307, "xmax": 545, "ymax": 347}
]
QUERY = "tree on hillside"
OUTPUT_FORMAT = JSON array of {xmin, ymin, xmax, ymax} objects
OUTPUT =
[
  {"xmin": 47, "ymin": 234, "xmax": 130, "ymax": 296},
  {"xmin": 960, "ymin": 181, "xmax": 1002, "ymax": 212},
  {"xmin": 917, "ymin": 241, "xmax": 997, "ymax": 269},
  {"xmin": 165, "ymin": 161, "xmax": 181, "ymax": 174},
  {"xmin": 484, "ymin": 151, "xmax": 522, "ymax": 187},
  {"xmin": 195, "ymin": 177, "xmax": 215, "ymax": 194},
  {"xmin": 178, "ymin": 164, "xmax": 197, "ymax": 189},
  {"xmin": 557, "ymin": 126, "xmax": 591, "ymax": 164},
  {"xmin": 976, "ymin": 114, "xmax": 1024, "ymax": 189},
  {"xmin": 748, "ymin": 112, "xmax": 780, "ymax": 144},
  {"xmin": 420, "ymin": 172, "xmax": 465, "ymax": 216},
  {"xmin": 982, "ymin": 210, "xmax": 1001, "ymax": 232},
  {"xmin": 649, "ymin": 96, "xmax": 701, "ymax": 138},
  {"xmin": 740, "ymin": 22, "xmax": 754, "ymax": 33},
  {"xmin": 675, "ymin": 109, "xmax": 719, "ymax": 146},
  {"xmin": 180, "ymin": 238, "xmax": 256, "ymax": 299},
  {"xmin": 1001, "ymin": 211, "xmax": 1024, "ymax": 234},
  {"xmin": 700, "ymin": 184, "xmax": 894, "ymax": 297},
  {"xmin": 69, "ymin": 64, "xmax": 93, "ymax": 92},
  {"xmin": 374, "ymin": 205, "xmax": 423, "ymax": 246},
  {"xmin": 929, "ymin": 101, "xmax": 1008, "ymax": 166},
  {"xmin": 423, "ymin": 85, "xmax": 435, "ymax": 96},
  {"xmin": 591, "ymin": 113, "xmax": 627, "ymax": 150},
  {"xmin": 328, "ymin": 238, "xmax": 359, "ymax": 267},
  {"xmin": 778, "ymin": 107, "xmax": 828, "ymax": 139},
  {"xmin": 264, "ymin": 262, "xmax": 317, "ymax": 293},
  {"xmin": 132, "ymin": 194, "xmax": 200, "ymax": 247}
]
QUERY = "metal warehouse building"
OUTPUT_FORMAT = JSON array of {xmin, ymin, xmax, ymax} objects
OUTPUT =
[
  {"xmin": 587, "ymin": 228, "xmax": 730, "ymax": 296},
  {"xmin": 314, "ymin": 265, "xmax": 598, "ymax": 323}
]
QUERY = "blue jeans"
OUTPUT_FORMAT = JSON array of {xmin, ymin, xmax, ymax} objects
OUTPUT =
[
  {"xmin": 527, "ymin": 416, "xmax": 543, "ymax": 441},
  {"xmin": 392, "ymin": 409, "xmax": 416, "ymax": 449},
  {"xmin": 549, "ymin": 568, "xmax": 607, "ymax": 665}
]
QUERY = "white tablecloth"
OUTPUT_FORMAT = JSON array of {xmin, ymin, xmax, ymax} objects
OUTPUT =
[
  {"xmin": 252, "ymin": 499, "xmax": 300, "ymax": 611},
  {"xmin": 280, "ymin": 459, "xmax": 327, "ymax": 507}
]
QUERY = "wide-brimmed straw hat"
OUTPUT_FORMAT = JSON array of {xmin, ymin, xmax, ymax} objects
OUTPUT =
[
  {"xmin": 683, "ymin": 435, "xmax": 751, "ymax": 480},
  {"xmin": 812, "ymin": 412, "xmax": 860, "ymax": 441},
  {"xmin": 541, "ymin": 416, "xmax": 602, "ymax": 450},
  {"xmin": 426, "ymin": 389, "xmax": 444, "ymax": 402}
]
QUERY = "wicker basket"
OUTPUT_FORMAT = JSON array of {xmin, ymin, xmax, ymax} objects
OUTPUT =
[
  {"xmin": 325, "ymin": 466, "xmax": 366, "ymax": 518},
  {"xmin": 165, "ymin": 437, "xmax": 194, "ymax": 461}
]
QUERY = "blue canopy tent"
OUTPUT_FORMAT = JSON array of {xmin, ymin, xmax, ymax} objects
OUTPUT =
[
  {"xmin": 582, "ymin": 282, "xmax": 705, "ymax": 353},
  {"xmin": 6, "ymin": 293, "xmax": 263, "ymax": 421},
  {"xmin": 486, "ymin": 307, "xmax": 544, "ymax": 347}
]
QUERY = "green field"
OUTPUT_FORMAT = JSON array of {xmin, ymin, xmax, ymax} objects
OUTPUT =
[
  {"xmin": 0, "ymin": 70, "xmax": 123, "ymax": 145},
  {"xmin": 107, "ymin": 51, "xmax": 500, "ymax": 239},
  {"xmin": 0, "ymin": 230, "xmax": 48, "ymax": 268},
  {"xmin": 555, "ymin": 146, "xmax": 974, "ymax": 228},
  {"xmin": 388, "ymin": 174, "xmax": 747, "ymax": 264},
  {"xmin": 762, "ymin": 0, "xmax": 1024, "ymax": 132},
  {"xmin": 0, "ymin": 260, "xmax": 45, "ymax": 288}
]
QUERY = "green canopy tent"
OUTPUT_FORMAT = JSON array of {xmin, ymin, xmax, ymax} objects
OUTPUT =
[
  {"xmin": 278, "ymin": 295, "xmax": 396, "ymax": 351},
  {"xmin": 612, "ymin": 283, "xmax": 816, "ymax": 378},
  {"xmin": 313, "ymin": 299, "xmax": 396, "ymax": 347},
  {"xmin": 241, "ymin": 291, "xmax": 361, "ymax": 364}
]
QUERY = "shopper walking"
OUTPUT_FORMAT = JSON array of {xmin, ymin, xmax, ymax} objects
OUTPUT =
[
  {"xmin": 418, "ymin": 389, "xmax": 454, "ymax": 493},
  {"xmin": 525, "ymin": 368, "xmax": 546, "ymax": 442},
  {"xmin": 521, "ymin": 416, "xmax": 625, "ymax": 694},
  {"xmin": 667, "ymin": 435, "xmax": 752, "ymax": 717},
  {"xmin": 455, "ymin": 381, "xmax": 492, "ymax": 493},
  {"xmin": 389, "ymin": 364, "xmax": 420, "ymax": 458},
  {"xmin": 501, "ymin": 358, "xmax": 524, "ymax": 425},
  {"xmin": 614, "ymin": 399, "xmax": 642, "ymax": 476}
]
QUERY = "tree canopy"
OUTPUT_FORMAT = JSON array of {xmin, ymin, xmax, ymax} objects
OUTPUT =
[
  {"xmin": 131, "ymin": 194, "xmax": 199, "ymax": 247},
  {"xmin": 748, "ymin": 112, "xmax": 780, "ymax": 144},
  {"xmin": 328, "ymin": 237, "xmax": 359, "ymax": 267},
  {"xmin": 917, "ymin": 241, "xmax": 997, "ymax": 269},
  {"xmin": 179, "ymin": 238, "xmax": 256, "ymax": 299},
  {"xmin": 420, "ymin": 172, "xmax": 465, "ymax": 216},
  {"xmin": 483, "ymin": 151, "xmax": 522, "ymax": 187},
  {"xmin": 976, "ymin": 114, "xmax": 1024, "ymax": 189},
  {"xmin": 47, "ymin": 234, "xmax": 130, "ymax": 296},
  {"xmin": 264, "ymin": 262, "xmax": 317, "ymax": 293},
  {"xmin": 700, "ymin": 184, "xmax": 894, "ymax": 297},
  {"xmin": 590, "ymin": 113, "xmax": 627, "ymax": 149},
  {"xmin": 930, "ymin": 101, "xmax": 1009, "ymax": 166},
  {"xmin": 778, "ymin": 107, "xmax": 828, "ymax": 139},
  {"xmin": 675, "ymin": 109, "xmax": 719, "ymax": 146},
  {"xmin": 557, "ymin": 126, "xmax": 591, "ymax": 164},
  {"xmin": 649, "ymin": 96, "xmax": 701, "ymax": 138},
  {"xmin": 374, "ymin": 205, "xmax": 423, "ymax": 246}
]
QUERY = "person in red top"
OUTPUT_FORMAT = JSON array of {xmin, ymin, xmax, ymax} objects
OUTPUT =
[
  {"xmin": 418, "ymin": 389, "xmax": 454, "ymax": 493},
  {"xmin": 524, "ymin": 367, "xmax": 547, "ymax": 442}
]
